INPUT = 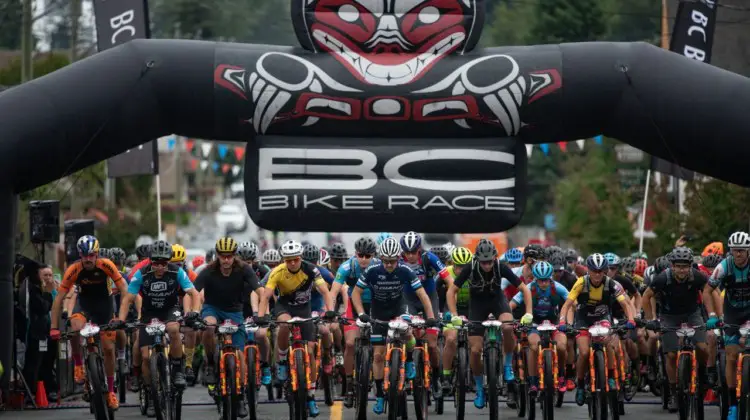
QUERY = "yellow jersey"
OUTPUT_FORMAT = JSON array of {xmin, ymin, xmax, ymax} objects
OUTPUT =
[
  {"xmin": 265, "ymin": 261, "xmax": 325, "ymax": 304},
  {"xmin": 567, "ymin": 276, "xmax": 626, "ymax": 306}
]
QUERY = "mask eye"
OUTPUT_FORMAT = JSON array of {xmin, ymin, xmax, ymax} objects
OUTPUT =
[
  {"xmin": 338, "ymin": 4, "xmax": 360, "ymax": 23},
  {"xmin": 418, "ymin": 6, "xmax": 440, "ymax": 24}
]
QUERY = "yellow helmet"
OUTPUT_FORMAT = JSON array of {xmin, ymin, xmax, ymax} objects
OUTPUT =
[
  {"xmin": 171, "ymin": 244, "xmax": 187, "ymax": 263},
  {"xmin": 451, "ymin": 247, "xmax": 473, "ymax": 266},
  {"xmin": 215, "ymin": 237, "xmax": 238, "ymax": 254}
]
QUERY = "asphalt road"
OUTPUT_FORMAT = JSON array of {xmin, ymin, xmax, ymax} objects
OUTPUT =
[{"xmin": 9, "ymin": 386, "xmax": 719, "ymax": 420}]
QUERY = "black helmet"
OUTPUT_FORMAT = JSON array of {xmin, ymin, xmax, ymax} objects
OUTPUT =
[
  {"xmin": 125, "ymin": 254, "xmax": 138, "ymax": 267},
  {"xmin": 354, "ymin": 237, "xmax": 377, "ymax": 255},
  {"xmin": 302, "ymin": 244, "xmax": 320, "ymax": 264},
  {"xmin": 565, "ymin": 248, "xmax": 579, "ymax": 262},
  {"xmin": 702, "ymin": 253, "xmax": 723, "ymax": 269},
  {"xmin": 205, "ymin": 249, "xmax": 216, "ymax": 262},
  {"xmin": 150, "ymin": 240, "xmax": 173, "ymax": 261},
  {"xmin": 475, "ymin": 239, "xmax": 498, "ymax": 262},
  {"xmin": 430, "ymin": 246, "xmax": 450, "ymax": 262},
  {"xmin": 669, "ymin": 246, "xmax": 693, "ymax": 264},
  {"xmin": 110, "ymin": 247, "xmax": 127, "ymax": 265},
  {"xmin": 524, "ymin": 244, "xmax": 544, "ymax": 260},
  {"xmin": 545, "ymin": 246, "xmax": 562, "ymax": 259},
  {"xmin": 548, "ymin": 253, "xmax": 565, "ymax": 271},
  {"xmin": 238, "ymin": 242, "xmax": 258, "ymax": 261},
  {"xmin": 136, "ymin": 244, "xmax": 151, "ymax": 259},
  {"xmin": 98, "ymin": 248, "xmax": 112, "ymax": 260},
  {"xmin": 654, "ymin": 256, "xmax": 671, "ymax": 274},
  {"xmin": 329, "ymin": 242, "xmax": 348, "ymax": 259},
  {"xmin": 620, "ymin": 257, "xmax": 635, "ymax": 273}
]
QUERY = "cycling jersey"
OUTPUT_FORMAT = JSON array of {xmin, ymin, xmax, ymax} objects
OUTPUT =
[
  {"xmin": 356, "ymin": 262, "xmax": 421, "ymax": 304},
  {"xmin": 194, "ymin": 263, "xmax": 261, "ymax": 313},
  {"xmin": 709, "ymin": 256, "xmax": 750, "ymax": 310},
  {"xmin": 567, "ymin": 276, "xmax": 626, "ymax": 323},
  {"xmin": 649, "ymin": 268, "xmax": 707, "ymax": 315},
  {"xmin": 265, "ymin": 260, "xmax": 325, "ymax": 307},
  {"xmin": 503, "ymin": 265, "xmax": 532, "ymax": 301},
  {"xmin": 311, "ymin": 265, "xmax": 335, "ymax": 312},
  {"xmin": 401, "ymin": 251, "xmax": 449, "ymax": 298},
  {"xmin": 60, "ymin": 258, "xmax": 126, "ymax": 299},
  {"xmin": 128, "ymin": 263, "xmax": 194, "ymax": 311},
  {"xmin": 334, "ymin": 256, "xmax": 378, "ymax": 302},
  {"xmin": 455, "ymin": 260, "xmax": 521, "ymax": 300},
  {"xmin": 512, "ymin": 280, "xmax": 569, "ymax": 321},
  {"xmin": 448, "ymin": 266, "xmax": 471, "ymax": 309},
  {"xmin": 126, "ymin": 258, "xmax": 150, "ymax": 281}
]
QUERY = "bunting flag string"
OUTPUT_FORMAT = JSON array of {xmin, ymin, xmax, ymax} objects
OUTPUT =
[
  {"xmin": 557, "ymin": 141, "xmax": 567, "ymax": 152},
  {"xmin": 185, "ymin": 139, "xmax": 195, "ymax": 152},
  {"xmin": 200, "ymin": 143, "xmax": 213, "ymax": 158},
  {"xmin": 522, "ymin": 136, "xmax": 606, "ymax": 158},
  {"xmin": 217, "ymin": 144, "xmax": 228, "ymax": 159},
  {"xmin": 525, "ymin": 144, "xmax": 534, "ymax": 158},
  {"xmin": 540, "ymin": 143, "xmax": 550, "ymax": 156},
  {"xmin": 234, "ymin": 147, "xmax": 245, "ymax": 161},
  {"xmin": 231, "ymin": 165, "xmax": 241, "ymax": 176}
]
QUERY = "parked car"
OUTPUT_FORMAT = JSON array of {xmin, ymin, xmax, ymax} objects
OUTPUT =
[{"xmin": 215, "ymin": 203, "xmax": 248, "ymax": 234}]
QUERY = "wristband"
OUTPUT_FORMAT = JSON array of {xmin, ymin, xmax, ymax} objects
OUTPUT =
[{"xmin": 709, "ymin": 312, "xmax": 717, "ymax": 317}]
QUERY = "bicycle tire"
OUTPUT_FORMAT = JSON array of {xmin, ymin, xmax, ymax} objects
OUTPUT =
[
  {"xmin": 150, "ymin": 352, "xmax": 168, "ymax": 420},
  {"xmin": 355, "ymin": 346, "xmax": 371, "ymax": 420},
  {"xmin": 87, "ymin": 353, "xmax": 110, "ymax": 420},
  {"xmin": 173, "ymin": 390, "xmax": 182, "ymax": 420},
  {"xmin": 524, "ymin": 346, "xmax": 536, "ymax": 420},
  {"xmin": 590, "ymin": 349, "xmax": 608, "ymax": 420},
  {"xmin": 542, "ymin": 350, "xmax": 554, "ymax": 420},
  {"xmin": 293, "ymin": 350, "xmax": 308, "ymax": 420},
  {"xmin": 658, "ymin": 351, "xmax": 670, "ymax": 410},
  {"xmin": 321, "ymin": 350, "xmax": 334, "ymax": 407},
  {"xmin": 486, "ymin": 346, "xmax": 499, "ymax": 420},
  {"xmin": 139, "ymin": 381, "xmax": 149, "ymax": 415},
  {"xmin": 118, "ymin": 358, "xmax": 127, "ymax": 404},
  {"xmin": 224, "ymin": 353, "xmax": 239, "ymax": 420},
  {"xmin": 717, "ymin": 351, "xmax": 729, "ymax": 420},
  {"xmin": 387, "ymin": 348, "xmax": 402, "ymax": 420},
  {"xmin": 455, "ymin": 345, "xmax": 468, "ymax": 420},
  {"xmin": 413, "ymin": 349, "xmax": 429, "ymax": 420},
  {"xmin": 677, "ymin": 353, "xmax": 692, "ymax": 420},
  {"xmin": 246, "ymin": 347, "xmax": 259, "ymax": 420},
  {"xmin": 739, "ymin": 356, "xmax": 750, "ymax": 420}
]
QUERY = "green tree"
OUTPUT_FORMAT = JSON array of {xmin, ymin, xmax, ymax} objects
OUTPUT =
[
  {"xmin": 484, "ymin": 0, "xmax": 538, "ymax": 47},
  {"xmin": 643, "ymin": 181, "xmax": 683, "ymax": 258},
  {"xmin": 530, "ymin": 0, "xmax": 608, "ymax": 44},
  {"xmin": 682, "ymin": 178, "xmax": 750, "ymax": 246},
  {"xmin": 554, "ymin": 140, "xmax": 633, "ymax": 255},
  {"xmin": 605, "ymin": 0, "xmax": 660, "ymax": 43},
  {"xmin": 0, "ymin": 51, "xmax": 69, "ymax": 85},
  {"xmin": 0, "ymin": 0, "xmax": 23, "ymax": 49}
]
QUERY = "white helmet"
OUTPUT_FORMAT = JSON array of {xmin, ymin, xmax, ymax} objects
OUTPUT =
[
  {"xmin": 443, "ymin": 242, "xmax": 456, "ymax": 255},
  {"xmin": 379, "ymin": 237, "xmax": 402, "ymax": 259},
  {"xmin": 262, "ymin": 249, "xmax": 281, "ymax": 264},
  {"xmin": 728, "ymin": 231, "xmax": 750, "ymax": 249},
  {"xmin": 400, "ymin": 231, "xmax": 422, "ymax": 252},
  {"xmin": 280, "ymin": 240, "xmax": 303, "ymax": 258}
]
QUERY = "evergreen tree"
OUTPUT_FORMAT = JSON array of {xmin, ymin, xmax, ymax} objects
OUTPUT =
[{"xmin": 530, "ymin": 0, "xmax": 608, "ymax": 44}]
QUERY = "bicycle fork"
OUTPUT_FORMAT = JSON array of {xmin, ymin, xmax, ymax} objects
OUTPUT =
[
  {"xmin": 589, "ymin": 348, "xmax": 619, "ymax": 392},
  {"xmin": 537, "ymin": 344, "xmax": 558, "ymax": 391},
  {"xmin": 289, "ymin": 347, "xmax": 313, "ymax": 391},
  {"xmin": 413, "ymin": 343, "xmax": 431, "ymax": 389},
  {"xmin": 220, "ymin": 350, "xmax": 243, "ymax": 396},
  {"xmin": 244, "ymin": 345, "xmax": 261, "ymax": 388},
  {"xmin": 384, "ymin": 344, "xmax": 406, "ymax": 392}
]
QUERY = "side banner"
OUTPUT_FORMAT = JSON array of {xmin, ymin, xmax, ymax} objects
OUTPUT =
[
  {"xmin": 651, "ymin": 0, "xmax": 719, "ymax": 181},
  {"xmin": 93, "ymin": 0, "xmax": 158, "ymax": 177},
  {"xmin": 245, "ymin": 137, "xmax": 527, "ymax": 233}
]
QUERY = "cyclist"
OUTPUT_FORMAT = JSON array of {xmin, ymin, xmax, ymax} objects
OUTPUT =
[
  {"xmin": 510, "ymin": 261, "xmax": 570, "ymax": 396},
  {"xmin": 261, "ymin": 248, "xmax": 282, "ymax": 270},
  {"xmin": 431, "ymin": 245, "xmax": 452, "ymax": 313},
  {"xmin": 642, "ymin": 246, "xmax": 709, "ymax": 412},
  {"xmin": 558, "ymin": 253, "xmax": 636, "ymax": 406},
  {"xmin": 326, "ymin": 242, "xmax": 349, "ymax": 274},
  {"xmin": 399, "ymin": 231, "xmax": 455, "ymax": 394},
  {"xmin": 504, "ymin": 248, "xmax": 524, "ymax": 269},
  {"xmin": 170, "ymin": 243, "xmax": 201, "ymax": 384},
  {"xmin": 604, "ymin": 253, "xmax": 642, "ymax": 387},
  {"xmin": 135, "ymin": 244, "xmax": 151, "ymax": 262},
  {"xmin": 446, "ymin": 239, "xmax": 533, "ymax": 409},
  {"xmin": 549, "ymin": 251, "xmax": 578, "ymax": 389},
  {"xmin": 111, "ymin": 240, "xmax": 201, "ymax": 403},
  {"xmin": 329, "ymin": 237, "xmax": 379, "ymax": 408},
  {"xmin": 376, "ymin": 232, "xmax": 393, "ymax": 246},
  {"xmin": 440, "ymin": 247, "xmax": 474, "ymax": 395},
  {"xmin": 50, "ymin": 235, "xmax": 128, "ymax": 410},
  {"xmin": 351, "ymin": 237, "xmax": 437, "ymax": 415},
  {"xmin": 125, "ymin": 254, "xmax": 139, "ymax": 271},
  {"xmin": 705, "ymin": 231, "xmax": 750, "ymax": 420},
  {"xmin": 195, "ymin": 237, "xmax": 261, "ymax": 418},
  {"xmin": 110, "ymin": 248, "xmax": 127, "ymax": 271},
  {"xmin": 257, "ymin": 240, "xmax": 337, "ymax": 417}
]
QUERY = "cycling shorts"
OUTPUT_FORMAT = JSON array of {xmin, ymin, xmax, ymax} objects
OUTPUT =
[
  {"xmin": 274, "ymin": 301, "xmax": 315, "ymax": 342},
  {"xmin": 405, "ymin": 290, "xmax": 440, "ymax": 336},
  {"xmin": 343, "ymin": 300, "xmax": 371, "ymax": 334},
  {"xmin": 201, "ymin": 304, "xmax": 245, "ymax": 349},
  {"xmin": 468, "ymin": 296, "xmax": 511, "ymax": 337},
  {"xmin": 138, "ymin": 307, "xmax": 182, "ymax": 348}
]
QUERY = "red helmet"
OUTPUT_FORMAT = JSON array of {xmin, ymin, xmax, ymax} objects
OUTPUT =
[
  {"xmin": 634, "ymin": 258, "xmax": 648, "ymax": 277},
  {"xmin": 192, "ymin": 255, "xmax": 206, "ymax": 269}
]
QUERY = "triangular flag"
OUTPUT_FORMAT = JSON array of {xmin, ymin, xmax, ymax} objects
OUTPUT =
[
  {"xmin": 185, "ymin": 139, "xmax": 195, "ymax": 152},
  {"xmin": 232, "ymin": 165, "xmax": 241, "ymax": 176},
  {"xmin": 189, "ymin": 159, "xmax": 198, "ymax": 171},
  {"xmin": 222, "ymin": 163, "xmax": 231, "ymax": 174},
  {"xmin": 525, "ymin": 144, "xmax": 534, "ymax": 157},
  {"xmin": 167, "ymin": 137, "xmax": 176, "ymax": 151},
  {"xmin": 212, "ymin": 161, "xmax": 220, "ymax": 173},
  {"xmin": 200, "ymin": 160, "xmax": 209, "ymax": 171},
  {"xmin": 217, "ymin": 144, "xmax": 228, "ymax": 159},
  {"xmin": 234, "ymin": 147, "xmax": 245, "ymax": 161},
  {"xmin": 594, "ymin": 135, "xmax": 603, "ymax": 145},
  {"xmin": 557, "ymin": 141, "xmax": 567, "ymax": 153},
  {"xmin": 200, "ymin": 142, "xmax": 213, "ymax": 158},
  {"xmin": 540, "ymin": 143, "xmax": 550, "ymax": 155},
  {"xmin": 576, "ymin": 139, "xmax": 585, "ymax": 150}
]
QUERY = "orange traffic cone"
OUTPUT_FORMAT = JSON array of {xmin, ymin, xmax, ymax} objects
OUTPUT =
[{"xmin": 35, "ymin": 381, "xmax": 48, "ymax": 408}]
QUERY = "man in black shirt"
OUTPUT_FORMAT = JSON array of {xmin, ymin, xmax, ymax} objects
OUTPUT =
[
  {"xmin": 446, "ymin": 239, "xmax": 533, "ymax": 410},
  {"xmin": 642, "ymin": 246, "xmax": 708, "ymax": 413}
]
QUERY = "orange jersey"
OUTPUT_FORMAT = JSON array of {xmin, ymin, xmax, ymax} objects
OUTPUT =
[
  {"xmin": 187, "ymin": 269, "xmax": 197, "ymax": 282},
  {"xmin": 60, "ymin": 258, "xmax": 125, "ymax": 297}
]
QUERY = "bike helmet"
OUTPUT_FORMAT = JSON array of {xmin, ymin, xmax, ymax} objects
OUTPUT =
[
  {"xmin": 669, "ymin": 246, "xmax": 693, "ymax": 264},
  {"xmin": 215, "ymin": 237, "xmax": 238, "ymax": 254},
  {"xmin": 192, "ymin": 255, "xmax": 205, "ymax": 269},
  {"xmin": 205, "ymin": 249, "xmax": 216, "ymax": 263},
  {"xmin": 379, "ymin": 237, "xmax": 402, "ymax": 259},
  {"xmin": 110, "ymin": 247, "xmax": 127, "ymax": 266},
  {"xmin": 643, "ymin": 265, "xmax": 655, "ymax": 280},
  {"xmin": 280, "ymin": 240, "xmax": 303, "ymax": 258},
  {"xmin": 399, "ymin": 231, "xmax": 422, "ymax": 252},
  {"xmin": 151, "ymin": 240, "xmax": 173, "ymax": 261},
  {"xmin": 77, "ymin": 235, "xmax": 100, "ymax": 256},
  {"xmin": 135, "ymin": 244, "xmax": 151, "ymax": 260},
  {"xmin": 654, "ymin": 256, "xmax": 671, "ymax": 274},
  {"xmin": 523, "ymin": 244, "xmax": 544, "ymax": 260},
  {"xmin": 171, "ymin": 244, "xmax": 187, "ymax": 263},
  {"xmin": 329, "ymin": 242, "xmax": 349, "ymax": 259},
  {"xmin": 302, "ymin": 244, "xmax": 320, "ymax": 264},
  {"xmin": 354, "ymin": 237, "xmax": 377, "ymax": 255},
  {"xmin": 125, "ymin": 254, "xmax": 139, "ymax": 268},
  {"xmin": 238, "ymin": 242, "xmax": 259, "ymax": 261},
  {"xmin": 98, "ymin": 248, "xmax": 112, "ymax": 260},
  {"xmin": 475, "ymin": 239, "xmax": 498, "ymax": 262},
  {"xmin": 376, "ymin": 232, "xmax": 393, "ymax": 246},
  {"xmin": 603, "ymin": 252, "xmax": 621, "ymax": 267},
  {"xmin": 565, "ymin": 248, "xmax": 579, "ymax": 262},
  {"xmin": 319, "ymin": 248, "xmax": 330, "ymax": 266},
  {"xmin": 702, "ymin": 253, "xmax": 723, "ymax": 269},
  {"xmin": 451, "ymin": 247, "xmax": 473, "ymax": 266},
  {"xmin": 262, "ymin": 249, "xmax": 281, "ymax": 265},
  {"xmin": 548, "ymin": 253, "xmax": 565, "ymax": 271},
  {"xmin": 443, "ymin": 242, "xmax": 456, "ymax": 255},
  {"xmin": 634, "ymin": 258, "xmax": 648, "ymax": 277},
  {"xmin": 729, "ymin": 231, "xmax": 750, "ymax": 249},
  {"xmin": 620, "ymin": 257, "xmax": 635, "ymax": 273},
  {"xmin": 586, "ymin": 253, "xmax": 609, "ymax": 271},
  {"xmin": 504, "ymin": 248, "xmax": 524, "ymax": 264},
  {"xmin": 430, "ymin": 246, "xmax": 450, "ymax": 262},
  {"xmin": 702, "ymin": 241, "xmax": 724, "ymax": 257},
  {"xmin": 532, "ymin": 261, "xmax": 554, "ymax": 280},
  {"xmin": 545, "ymin": 246, "xmax": 563, "ymax": 259}
]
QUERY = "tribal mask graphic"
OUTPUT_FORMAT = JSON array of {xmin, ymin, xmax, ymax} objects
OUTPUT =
[{"xmin": 291, "ymin": 0, "xmax": 485, "ymax": 86}]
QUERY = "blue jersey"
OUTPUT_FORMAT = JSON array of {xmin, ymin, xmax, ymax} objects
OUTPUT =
[
  {"xmin": 311, "ymin": 265, "xmax": 335, "ymax": 311},
  {"xmin": 512, "ymin": 280, "xmax": 568, "ymax": 320},
  {"xmin": 402, "ymin": 251, "xmax": 447, "ymax": 297},
  {"xmin": 356, "ymin": 262, "xmax": 422, "ymax": 303},
  {"xmin": 334, "ymin": 256, "xmax": 379, "ymax": 302}
]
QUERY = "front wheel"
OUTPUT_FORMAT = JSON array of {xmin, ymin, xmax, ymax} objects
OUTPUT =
[
  {"xmin": 677, "ymin": 353, "xmax": 692, "ymax": 420},
  {"xmin": 738, "ymin": 356, "xmax": 750, "ymax": 420},
  {"xmin": 412, "ymin": 349, "xmax": 429, "ymax": 420},
  {"xmin": 246, "ymin": 347, "xmax": 259, "ymax": 420},
  {"xmin": 118, "ymin": 358, "xmax": 127, "ymax": 404},
  {"xmin": 717, "ymin": 351, "xmax": 729, "ymax": 420},
  {"xmin": 485, "ymin": 346, "xmax": 499, "ymax": 420},
  {"xmin": 355, "ymin": 346, "xmax": 372, "ymax": 420},
  {"xmin": 387, "ymin": 348, "xmax": 402, "ymax": 420},
  {"xmin": 223, "ymin": 353, "xmax": 239, "ymax": 420},
  {"xmin": 87, "ymin": 353, "xmax": 110, "ymax": 420},
  {"xmin": 150, "ymin": 352, "xmax": 170, "ymax": 420},
  {"xmin": 588, "ymin": 350, "xmax": 608, "ymax": 420},
  {"xmin": 455, "ymin": 345, "xmax": 468, "ymax": 420},
  {"xmin": 292, "ymin": 350, "xmax": 308, "ymax": 420},
  {"xmin": 541, "ymin": 350, "xmax": 554, "ymax": 420}
]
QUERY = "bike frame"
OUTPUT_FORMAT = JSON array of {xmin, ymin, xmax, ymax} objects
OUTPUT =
[
  {"xmin": 536, "ymin": 321, "xmax": 559, "ymax": 393},
  {"xmin": 586, "ymin": 321, "xmax": 619, "ymax": 393},
  {"xmin": 243, "ymin": 319, "xmax": 261, "ymax": 389},
  {"xmin": 410, "ymin": 316, "xmax": 432, "ymax": 390},
  {"xmin": 732, "ymin": 321, "xmax": 750, "ymax": 399}
]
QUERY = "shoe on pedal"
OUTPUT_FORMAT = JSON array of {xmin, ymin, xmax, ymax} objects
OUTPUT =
[
  {"xmin": 503, "ymin": 365, "xmax": 515, "ymax": 382},
  {"xmin": 667, "ymin": 394, "xmax": 678, "ymax": 413},
  {"xmin": 442, "ymin": 374, "xmax": 453, "ymax": 395},
  {"xmin": 307, "ymin": 398, "xmax": 320, "ymax": 417},
  {"xmin": 343, "ymin": 390, "xmax": 355, "ymax": 409},
  {"xmin": 474, "ymin": 387, "xmax": 486, "ymax": 409},
  {"xmin": 405, "ymin": 362, "xmax": 416, "ymax": 380},
  {"xmin": 261, "ymin": 367, "xmax": 272, "ymax": 386},
  {"xmin": 238, "ymin": 398, "xmax": 248, "ymax": 418},
  {"xmin": 173, "ymin": 370, "xmax": 187, "ymax": 389},
  {"xmin": 728, "ymin": 405, "xmax": 738, "ymax": 420},
  {"xmin": 107, "ymin": 392, "xmax": 120, "ymax": 410},
  {"xmin": 276, "ymin": 363, "xmax": 289, "ymax": 382},
  {"xmin": 575, "ymin": 387, "xmax": 586, "ymax": 406},
  {"xmin": 204, "ymin": 364, "xmax": 217, "ymax": 384},
  {"xmin": 529, "ymin": 385, "xmax": 538, "ymax": 398},
  {"xmin": 373, "ymin": 397, "xmax": 385, "ymax": 415},
  {"xmin": 566, "ymin": 379, "xmax": 576, "ymax": 391},
  {"xmin": 558, "ymin": 378, "xmax": 567, "ymax": 393},
  {"xmin": 185, "ymin": 366, "xmax": 195, "ymax": 384}
]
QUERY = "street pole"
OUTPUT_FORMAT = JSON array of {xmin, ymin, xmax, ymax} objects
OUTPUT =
[
  {"xmin": 70, "ymin": 0, "xmax": 81, "ymax": 62},
  {"xmin": 21, "ymin": 0, "xmax": 33, "ymax": 82}
]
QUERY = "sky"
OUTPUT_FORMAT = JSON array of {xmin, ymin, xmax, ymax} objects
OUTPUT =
[{"xmin": 33, "ymin": 0, "xmax": 96, "ymax": 52}]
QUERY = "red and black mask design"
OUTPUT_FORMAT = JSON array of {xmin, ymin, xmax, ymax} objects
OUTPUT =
[{"xmin": 293, "ymin": 0, "xmax": 481, "ymax": 86}]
